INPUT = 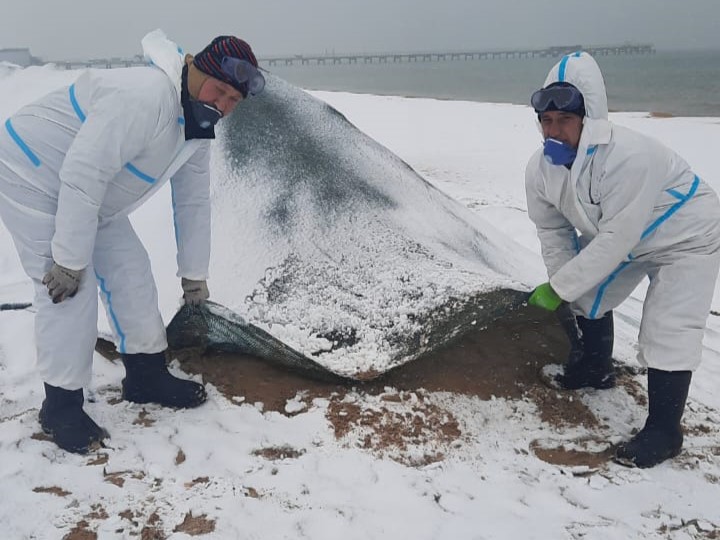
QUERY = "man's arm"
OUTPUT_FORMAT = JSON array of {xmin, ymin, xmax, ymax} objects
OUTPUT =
[
  {"xmin": 525, "ymin": 160, "xmax": 579, "ymax": 279},
  {"xmin": 550, "ymin": 152, "xmax": 659, "ymax": 302},
  {"xmin": 170, "ymin": 142, "xmax": 211, "ymax": 282}
]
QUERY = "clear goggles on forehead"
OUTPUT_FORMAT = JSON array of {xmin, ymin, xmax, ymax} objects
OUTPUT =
[
  {"xmin": 530, "ymin": 84, "xmax": 583, "ymax": 113},
  {"xmin": 220, "ymin": 56, "xmax": 265, "ymax": 97}
]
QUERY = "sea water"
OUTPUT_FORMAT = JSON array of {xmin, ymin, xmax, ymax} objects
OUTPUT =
[{"xmin": 268, "ymin": 49, "xmax": 720, "ymax": 117}]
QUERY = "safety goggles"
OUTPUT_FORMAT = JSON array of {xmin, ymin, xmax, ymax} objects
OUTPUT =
[
  {"xmin": 530, "ymin": 84, "xmax": 583, "ymax": 113},
  {"xmin": 220, "ymin": 56, "xmax": 265, "ymax": 97}
]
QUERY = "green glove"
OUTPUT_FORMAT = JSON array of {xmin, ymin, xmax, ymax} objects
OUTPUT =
[{"xmin": 528, "ymin": 282, "xmax": 563, "ymax": 311}]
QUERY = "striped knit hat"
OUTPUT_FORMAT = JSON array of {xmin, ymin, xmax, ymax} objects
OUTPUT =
[{"xmin": 193, "ymin": 36, "xmax": 258, "ymax": 94}]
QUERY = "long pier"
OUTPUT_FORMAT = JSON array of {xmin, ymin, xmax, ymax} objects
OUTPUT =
[
  {"xmin": 53, "ymin": 43, "xmax": 654, "ymax": 70},
  {"xmin": 261, "ymin": 43, "xmax": 654, "ymax": 67}
]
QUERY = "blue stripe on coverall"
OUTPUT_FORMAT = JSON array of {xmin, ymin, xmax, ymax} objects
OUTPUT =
[
  {"xmin": 69, "ymin": 84, "xmax": 86, "ymax": 122},
  {"xmin": 557, "ymin": 51, "xmax": 583, "ymax": 82},
  {"xmin": 588, "ymin": 175, "xmax": 701, "ymax": 319},
  {"xmin": 95, "ymin": 271, "xmax": 127, "ymax": 354},
  {"xmin": 70, "ymin": 82, "xmax": 157, "ymax": 352},
  {"xmin": 68, "ymin": 84, "xmax": 158, "ymax": 183},
  {"xmin": 170, "ymin": 183, "xmax": 180, "ymax": 245},
  {"xmin": 4, "ymin": 119, "xmax": 41, "ymax": 167}
]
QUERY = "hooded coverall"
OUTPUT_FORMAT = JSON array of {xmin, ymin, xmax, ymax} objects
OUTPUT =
[
  {"xmin": 0, "ymin": 30, "xmax": 211, "ymax": 389},
  {"xmin": 525, "ymin": 52, "xmax": 720, "ymax": 371}
]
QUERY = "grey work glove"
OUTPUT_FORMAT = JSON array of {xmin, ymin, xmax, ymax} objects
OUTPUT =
[
  {"xmin": 181, "ymin": 278, "xmax": 209, "ymax": 306},
  {"xmin": 42, "ymin": 262, "xmax": 83, "ymax": 304}
]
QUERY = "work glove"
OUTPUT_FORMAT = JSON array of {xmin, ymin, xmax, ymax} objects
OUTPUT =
[
  {"xmin": 528, "ymin": 282, "xmax": 563, "ymax": 312},
  {"xmin": 181, "ymin": 278, "xmax": 209, "ymax": 306},
  {"xmin": 42, "ymin": 262, "xmax": 83, "ymax": 304}
]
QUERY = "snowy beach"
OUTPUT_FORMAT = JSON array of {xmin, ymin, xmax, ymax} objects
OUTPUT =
[{"xmin": 1, "ymin": 64, "xmax": 720, "ymax": 539}]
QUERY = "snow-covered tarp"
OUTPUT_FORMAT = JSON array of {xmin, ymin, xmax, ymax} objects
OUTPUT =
[{"xmin": 171, "ymin": 74, "xmax": 537, "ymax": 378}]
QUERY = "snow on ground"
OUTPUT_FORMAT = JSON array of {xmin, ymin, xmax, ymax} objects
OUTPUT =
[{"xmin": 0, "ymin": 66, "xmax": 719, "ymax": 539}]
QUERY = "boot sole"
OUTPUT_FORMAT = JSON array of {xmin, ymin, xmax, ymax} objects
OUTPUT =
[
  {"xmin": 538, "ymin": 365, "xmax": 616, "ymax": 390},
  {"xmin": 557, "ymin": 376, "xmax": 617, "ymax": 391},
  {"xmin": 613, "ymin": 446, "xmax": 681, "ymax": 469},
  {"xmin": 39, "ymin": 426, "xmax": 108, "ymax": 454},
  {"xmin": 39, "ymin": 415, "xmax": 109, "ymax": 453},
  {"xmin": 122, "ymin": 390, "xmax": 207, "ymax": 409}
]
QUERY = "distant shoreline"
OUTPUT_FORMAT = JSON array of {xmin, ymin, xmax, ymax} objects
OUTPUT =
[
  {"xmin": 273, "ymin": 49, "xmax": 720, "ymax": 118},
  {"xmin": 306, "ymin": 87, "xmax": 714, "ymax": 119}
]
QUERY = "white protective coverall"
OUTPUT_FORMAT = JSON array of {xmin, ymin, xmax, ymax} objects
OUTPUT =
[
  {"xmin": 525, "ymin": 52, "xmax": 720, "ymax": 371},
  {"xmin": 0, "ymin": 30, "xmax": 211, "ymax": 389}
]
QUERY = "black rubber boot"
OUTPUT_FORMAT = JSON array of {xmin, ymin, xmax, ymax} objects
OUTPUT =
[
  {"xmin": 121, "ymin": 352, "xmax": 207, "ymax": 408},
  {"xmin": 556, "ymin": 310, "xmax": 616, "ymax": 390},
  {"xmin": 39, "ymin": 383, "xmax": 108, "ymax": 454},
  {"xmin": 615, "ymin": 368, "xmax": 691, "ymax": 468}
]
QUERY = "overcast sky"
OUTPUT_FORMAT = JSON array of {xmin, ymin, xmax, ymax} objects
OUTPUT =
[{"xmin": 2, "ymin": 0, "xmax": 718, "ymax": 61}]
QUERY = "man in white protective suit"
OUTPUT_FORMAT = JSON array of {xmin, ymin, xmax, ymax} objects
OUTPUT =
[
  {"xmin": 0, "ymin": 30, "xmax": 265, "ymax": 453},
  {"xmin": 525, "ymin": 51, "xmax": 720, "ymax": 468}
]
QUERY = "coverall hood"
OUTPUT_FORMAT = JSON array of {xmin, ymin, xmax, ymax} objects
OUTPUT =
[
  {"xmin": 542, "ymin": 52, "xmax": 609, "ymax": 121},
  {"xmin": 141, "ymin": 29, "xmax": 185, "ymax": 98}
]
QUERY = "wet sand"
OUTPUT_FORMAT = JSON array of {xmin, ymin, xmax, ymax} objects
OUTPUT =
[{"xmin": 98, "ymin": 305, "xmax": 637, "ymax": 468}]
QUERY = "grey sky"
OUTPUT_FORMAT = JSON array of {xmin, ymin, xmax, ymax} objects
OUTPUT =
[{"xmin": 2, "ymin": 0, "xmax": 718, "ymax": 61}]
